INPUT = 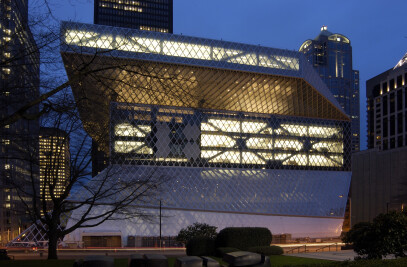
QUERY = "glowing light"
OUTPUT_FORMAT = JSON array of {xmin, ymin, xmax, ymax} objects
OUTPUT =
[
  {"xmin": 201, "ymin": 134, "xmax": 236, "ymax": 148},
  {"xmin": 114, "ymin": 123, "xmax": 151, "ymax": 137},
  {"xmin": 114, "ymin": 141, "xmax": 152, "ymax": 154},
  {"xmin": 64, "ymin": 29, "xmax": 299, "ymax": 71}
]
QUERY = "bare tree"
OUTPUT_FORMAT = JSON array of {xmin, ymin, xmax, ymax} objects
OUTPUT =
[
  {"xmin": 6, "ymin": 90, "xmax": 166, "ymax": 259},
  {"xmin": 1, "ymin": 0, "xmax": 193, "ymax": 259}
]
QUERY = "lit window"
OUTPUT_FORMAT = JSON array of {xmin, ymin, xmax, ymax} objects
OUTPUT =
[
  {"xmin": 2, "ymin": 68, "xmax": 11, "ymax": 74},
  {"xmin": 5, "ymin": 164, "xmax": 10, "ymax": 170}
]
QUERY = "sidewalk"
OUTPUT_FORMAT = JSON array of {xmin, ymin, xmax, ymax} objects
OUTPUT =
[
  {"xmin": 287, "ymin": 250, "xmax": 357, "ymax": 261},
  {"xmin": 7, "ymin": 248, "xmax": 187, "ymax": 260}
]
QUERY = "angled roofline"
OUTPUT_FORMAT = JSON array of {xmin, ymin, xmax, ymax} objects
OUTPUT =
[{"xmin": 60, "ymin": 21, "xmax": 347, "ymax": 117}]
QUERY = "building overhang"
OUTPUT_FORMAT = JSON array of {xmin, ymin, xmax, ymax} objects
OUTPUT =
[{"xmin": 60, "ymin": 22, "xmax": 349, "ymax": 149}]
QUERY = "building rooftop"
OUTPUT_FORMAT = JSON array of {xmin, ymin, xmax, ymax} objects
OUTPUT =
[
  {"xmin": 394, "ymin": 52, "xmax": 407, "ymax": 69},
  {"xmin": 61, "ymin": 21, "xmax": 346, "ymax": 115}
]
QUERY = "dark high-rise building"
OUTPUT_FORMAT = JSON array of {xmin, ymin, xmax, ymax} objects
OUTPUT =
[
  {"xmin": 0, "ymin": 0, "xmax": 40, "ymax": 245},
  {"xmin": 94, "ymin": 0, "xmax": 173, "ymax": 33},
  {"xmin": 351, "ymin": 53, "xmax": 407, "ymax": 227},
  {"xmin": 92, "ymin": 0, "xmax": 173, "ymax": 176},
  {"xmin": 300, "ymin": 26, "xmax": 360, "ymax": 152},
  {"xmin": 366, "ymin": 53, "xmax": 407, "ymax": 150}
]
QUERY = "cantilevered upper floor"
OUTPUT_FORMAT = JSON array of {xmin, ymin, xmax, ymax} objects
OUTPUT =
[
  {"xmin": 61, "ymin": 21, "xmax": 346, "ymax": 115},
  {"xmin": 60, "ymin": 22, "xmax": 350, "ymax": 158}
]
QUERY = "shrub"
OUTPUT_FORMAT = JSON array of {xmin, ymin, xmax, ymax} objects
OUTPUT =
[
  {"xmin": 343, "ymin": 222, "xmax": 382, "ymax": 259},
  {"xmin": 176, "ymin": 223, "xmax": 217, "ymax": 245},
  {"xmin": 186, "ymin": 237, "xmax": 216, "ymax": 256},
  {"xmin": 248, "ymin": 245, "xmax": 283, "ymax": 255},
  {"xmin": 373, "ymin": 211, "xmax": 407, "ymax": 257},
  {"xmin": 215, "ymin": 227, "xmax": 272, "ymax": 250},
  {"xmin": 215, "ymin": 247, "xmax": 240, "ymax": 257},
  {"xmin": 343, "ymin": 211, "xmax": 407, "ymax": 259}
]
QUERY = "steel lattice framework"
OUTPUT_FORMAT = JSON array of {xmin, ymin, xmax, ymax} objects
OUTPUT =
[{"xmin": 57, "ymin": 22, "xmax": 352, "ymax": 244}]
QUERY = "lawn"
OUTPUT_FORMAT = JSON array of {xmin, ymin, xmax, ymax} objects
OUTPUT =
[
  {"xmin": 269, "ymin": 255, "xmax": 334, "ymax": 266},
  {"xmin": 4, "ymin": 255, "xmax": 407, "ymax": 267},
  {"xmin": 0, "ymin": 256, "xmax": 332, "ymax": 267}
]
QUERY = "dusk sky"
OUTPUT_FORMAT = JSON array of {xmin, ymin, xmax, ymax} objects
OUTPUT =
[{"xmin": 38, "ymin": 0, "xmax": 407, "ymax": 150}]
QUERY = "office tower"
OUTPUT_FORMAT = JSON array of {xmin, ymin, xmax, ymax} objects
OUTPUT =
[
  {"xmin": 58, "ymin": 22, "xmax": 351, "ymax": 247},
  {"xmin": 351, "ymin": 53, "xmax": 407, "ymax": 226},
  {"xmin": 366, "ymin": 53, "xmax": 407, "ymax": 150},
  {"xmin": 94, "ymin": 0, "xmax": 173, "ymax": 33},
  {"xmin": 39, "ymin": 127, "xmax": 70, "ymax": 202},
  {"xmin": 300, "ymin": 26, "xmax": 360, "ymax": 152},
  {"xmin": 0, "ymin": 0, "xmax": 40, "ymax": 245},
  {"xmin": 92, "ymin": 0, "xmax": 173, "ymax": 176}
]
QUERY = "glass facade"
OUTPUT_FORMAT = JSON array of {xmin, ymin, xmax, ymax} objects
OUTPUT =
[
  {"xmin": 366, "ymin": 56, "xmax": 407, "ymax": 150},
  {"xmin": 111, "ymin": 103, "xmax": 350, "ymax": 171},
  {"xmin": 94, "ymin": 0, "xmax": 173, "ymax": 33},
  {"xmin": 300, "ymin": 27, "xmax": 360, "ymax": 152},
  {"xmin": 0, "ymin": 0, "xmax": 40, "ymax": 245},
  {"xmin": 39, "ymin": 128, "xmax": 70, "ymax": 202},
  {"xmin": 59, "ymin": 22, "xmax": 351, "ymax": 243}
]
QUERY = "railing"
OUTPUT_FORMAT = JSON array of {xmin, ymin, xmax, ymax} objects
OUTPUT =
[
  {"xmin": 315, "ymin": 243, "xmax": 339, "ymax": 252},
  {"xmin": 286, "ymin": 245, "xmax": 308, "ymax": 254}
]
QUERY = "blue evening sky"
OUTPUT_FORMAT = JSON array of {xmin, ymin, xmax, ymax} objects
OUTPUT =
[{"xmin": 38, "ymin": 0, "xmax": 407, "ymax": 150}]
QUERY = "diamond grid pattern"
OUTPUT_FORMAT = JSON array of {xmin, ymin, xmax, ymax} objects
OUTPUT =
[
  {"xmin": 60, "ymin": 21, "xmax": 344, "ymax": 114},
  {"xmin": 61, "ymin": 164, "xmax": 349, "ymax": 245},
  {"xmin": 56, "ymin": 22, "xmax": 353, "ymax": 244},
  {"xmin": 111, "ymin": 103, "xmax": 351, "ymax": 170},
  {"xmin": 63, "ymin": 24, "xmax": 299, "ymax": 72},
  {"xmin": 7, "ymin": 220, "xmax": 63, "ymax": 247},
  {"xmin": 64, "ymin": 208, "xmax": 345, "ymax": 244}
]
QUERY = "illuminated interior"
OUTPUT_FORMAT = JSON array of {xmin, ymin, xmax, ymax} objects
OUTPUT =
[
  {"xmin": 64, "ymin": 29, "xmax": 299, "ymax": 71},
  {"xmin": 60, "ymin": 22, "xmax": 350, "ymax": 167},
  {"xmin": 111, "ymin": 103, "xmax": 348, "ymax": 169}
]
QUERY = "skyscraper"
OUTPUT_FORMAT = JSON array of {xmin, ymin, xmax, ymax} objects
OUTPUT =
[
  {"xmin": 92, "ymin": 0, "xmax": 173, "ymax": 176},
  {"xmin": 94, "ymin": 0, "xmax": 173, "ymax": 33},
  {"xmin": 39, "ymin": 127, "xmax": 70, "ymax": 203},
  {"xmin": 0, "ymin": 0, "xmax": 40, "ymax": 245},
  {"xmin": 300, "ymin": 26, "xmax": 360, "ymax": 152},
  {"xmin": 351, "ymin": 53, "xmax": 407, "ymax": 225},
  {"xmin": 366, "ymin": 53, "xmax": 407, "ymax": 150}
]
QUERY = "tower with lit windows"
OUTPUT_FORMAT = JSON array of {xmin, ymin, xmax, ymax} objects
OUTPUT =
[
  {"xmin": 366, "ymin": 53, "xmax": 407, "ymax": 150},
  {"xmin": 351, "ymin": 53, "xmax": 407, "ymax": 226},
  {"xmin": 94, "ymin": 0, "xmax": 173, "ymax": 33},
  {"xmin": 39, "ymin": 127, "xmax": 70, "ymax": 203},
  {"xmin": 0, "ymin": 0, "xmax": 40, "ymax": 245},
  {"xmin": 300, "ymin": 26, "xmax": 360, "ymax": 152}
]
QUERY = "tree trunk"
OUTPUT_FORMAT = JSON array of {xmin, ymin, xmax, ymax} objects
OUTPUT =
[{"xmin": 47, "ymin": 232, "xmax": 59, "ymax": 259}]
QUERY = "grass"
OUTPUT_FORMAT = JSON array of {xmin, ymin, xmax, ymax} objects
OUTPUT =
[
  {"xmin": 0, "ymin": 255, "xmax": 333, "ymax": 267},
  {"xmin": 3, "ymin": 257, "xmax": 407, "ymax": 267},
  {"xmin": 269, "ymin": 255, "xmax": 334, "ymax": 266}
]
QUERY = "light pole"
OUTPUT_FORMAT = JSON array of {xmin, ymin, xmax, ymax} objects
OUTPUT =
[{"xmin": 159, "ymin": 200, "xmax": 162, "ymax": 248}]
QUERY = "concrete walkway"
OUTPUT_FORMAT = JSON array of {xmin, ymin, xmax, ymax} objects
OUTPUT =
[{"xmin": 287, "ymin": 250, "xmax": 357, "ymax": 261}]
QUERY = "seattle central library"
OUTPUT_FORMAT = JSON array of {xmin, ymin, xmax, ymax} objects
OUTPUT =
[{"xmin": 60, "ymin": 22, "xmax": 351, "ymax": 246}]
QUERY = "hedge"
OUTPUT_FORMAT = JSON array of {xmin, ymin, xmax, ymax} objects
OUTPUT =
[
  {"xmin": 215, "ymin": 227, "xmax": 272, "ymax": 250},
  {"xmin": 186, "ymin": 237, "xmax": 216, "ymax": 256},
  {"xmin": 248, "ymin": 245, "xmax": 283, "ymax": 255}
]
